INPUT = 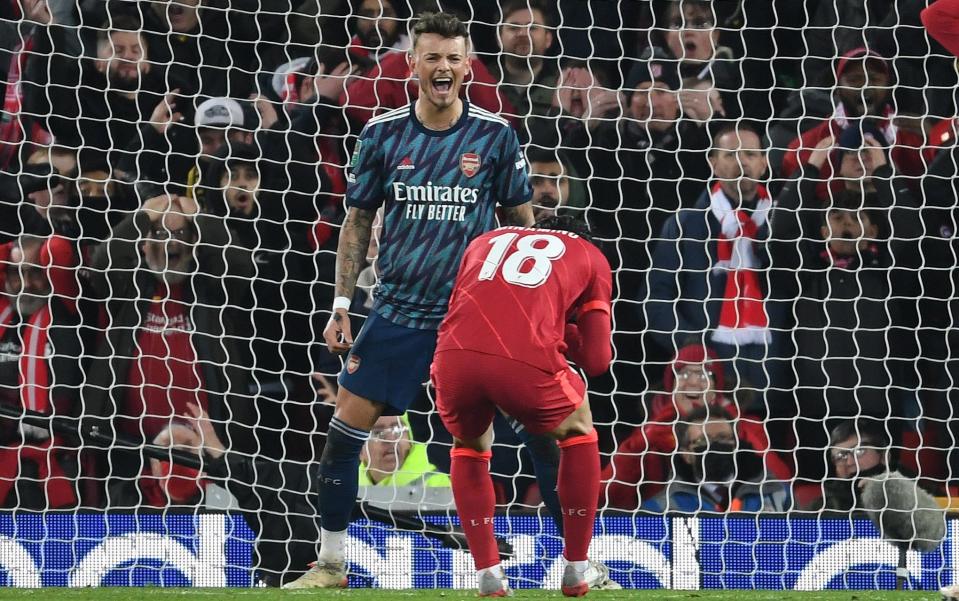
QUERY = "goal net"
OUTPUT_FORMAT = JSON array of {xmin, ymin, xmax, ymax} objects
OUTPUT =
[{"xmin": 0, "ymin": 0, "xmax": 955, "ymax": 591}]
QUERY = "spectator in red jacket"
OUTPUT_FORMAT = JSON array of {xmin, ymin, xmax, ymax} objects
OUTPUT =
[
  {"xmin": 0, "ymin": 235, "xmax": 82, "ymax": 509},
  {"xmin": 600, "ymin": 343, "xmax": 791, "ymax": 510},
  {"xmin": 780, "ymin": 48, "xmax": 924, "ymax": 189}
]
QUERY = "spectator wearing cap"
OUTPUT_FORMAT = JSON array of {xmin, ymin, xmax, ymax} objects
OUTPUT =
[
  {"xmin": 780, "ymin": 48, "xmax": 925, "ymax": 189},
  {"xmin": 586, "ymin": 47, "xmax": 710, "ymax": 248},
  {"xmin": 570, "ymin": 48, "xmax": 708, "ymax": 393},
  {"xmin": 601, "ymin": 343, "xmax": 790, "ymax": 510},
  {"xmin": 194, "ymin": 143, "xmax": 321, "ymax": 460},
  {"xmin": 485, "ymin": 0, "xmax": 559, "ymax": 140},
  {"xmin": 84, "ymin": 193, "xmax": 256, "ymax": 507},
  {"xmin": 21, "ymin": 13, "xmax": 165, "ymax": 170},
  {"xmin": 771, "ymin": 129, "xmax": 923, "ymax": 482},
  {"xmin": 0, "ymin": 235, "xmax": 83, "ymax": 509},
  {"xmin": 118, "ymin": 94, "xmax": 260, "ymax": 199}
]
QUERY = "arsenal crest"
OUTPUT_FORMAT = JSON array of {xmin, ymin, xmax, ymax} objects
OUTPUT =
[
  {"xmin": 460, "ymin": 152, "xmax": 481, "ymax": 178},
  {"xmin": 347, "ymin": 354, "xmax": 361, "ymax": 374}
]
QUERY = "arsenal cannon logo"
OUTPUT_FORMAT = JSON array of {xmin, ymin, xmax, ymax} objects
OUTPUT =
[{"xmin": 460, "ymin": 152, "xmax": 481, "ymax": 178}]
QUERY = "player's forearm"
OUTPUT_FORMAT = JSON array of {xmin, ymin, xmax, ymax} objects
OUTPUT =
[
  {"xmin": 334, "ymin": 207, "xmax": 376, "ymax": 300},
  {"xmin": 501, "ymin": 203, "xmax": 535, "ymax": 227},
  {"xmin": 570, "ymin": 310, "xmax": 612, "ymax": 377}
]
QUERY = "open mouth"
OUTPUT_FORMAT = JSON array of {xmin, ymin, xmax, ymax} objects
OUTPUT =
[
  {"xmin": 166, "ymin": 248, "xmax": 184, "ymax": 265},
  {"xmin": 432, "ymin": 77, "xmax": 453, "ymax": 95}
]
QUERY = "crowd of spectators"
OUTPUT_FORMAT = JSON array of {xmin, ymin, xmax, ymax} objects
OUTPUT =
[{"xmin": 0, "ymin": 0, "xmax": 956, "ymax": 518}]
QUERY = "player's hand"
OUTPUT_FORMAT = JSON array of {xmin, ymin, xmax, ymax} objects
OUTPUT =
[{"xmin": 324, "ymin": 308, "xmax": 353, "ymax": 354}]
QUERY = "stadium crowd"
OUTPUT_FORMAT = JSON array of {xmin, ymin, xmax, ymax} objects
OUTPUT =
[{"xmin": 0, "ymin": 0, "xmax": 957, "ymax": 522}]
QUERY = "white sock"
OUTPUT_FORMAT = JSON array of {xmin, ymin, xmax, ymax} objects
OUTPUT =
[
  {"xmin": 478, "ymin": 563, "xmax": 505, "ymax": 582},
  {"xmin": 319, "ymin": 528, "xmax": 346, "ymax": 564},
  {"xmin": 567, "ymin": 559, "xmax": 589, "ymax": 574}
]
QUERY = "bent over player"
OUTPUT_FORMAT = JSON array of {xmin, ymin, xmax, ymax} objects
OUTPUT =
[
  {"xmin": 283, "ymin": 11, "xmax": 536, "ymax": 589},
  {"xmin": 433, "ymin": 216, "xmax": 614, "ymax": 597}
]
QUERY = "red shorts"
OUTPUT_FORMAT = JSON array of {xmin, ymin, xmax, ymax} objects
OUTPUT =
[{"xmin": 431, "ymin": 349, "xmax": 586, "ymax": 440}]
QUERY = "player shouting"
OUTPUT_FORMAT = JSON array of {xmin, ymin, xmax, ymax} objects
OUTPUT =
[
  {"xmin": 283, "ymin": 11, "xmax": 536, "ymax": 589},
  {"xmin": 433, "ymin": 216, "xmax": 613, "ymax": 597}
]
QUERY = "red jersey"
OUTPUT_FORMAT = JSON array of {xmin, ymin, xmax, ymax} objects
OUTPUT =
[{"xmin": 436, "ymin": 227, "xmax": 612, "ymax": 374}]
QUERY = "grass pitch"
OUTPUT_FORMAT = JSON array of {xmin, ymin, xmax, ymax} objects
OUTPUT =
[{"xmin": 0, "ymin": 589, "xmax": 941, "ymax": 601}]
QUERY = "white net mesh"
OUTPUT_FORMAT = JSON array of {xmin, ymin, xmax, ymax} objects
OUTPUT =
[{"xmin": 0, "ymin": 0, "xmax": 956, "ymax": 590}]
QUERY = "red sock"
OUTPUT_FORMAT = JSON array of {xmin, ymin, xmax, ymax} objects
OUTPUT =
[
  {"xmin": 558, "ymin": 429, "xmax": 600, "ymax": 562},
  {"xmin": 450, "ymin": 447, "xmax": 498, "ymax": 570}
]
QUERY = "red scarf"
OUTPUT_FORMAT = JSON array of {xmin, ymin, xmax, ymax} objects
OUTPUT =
[
  {"xmin": 709, "ymin": 183, "xmax": 772, "ymax": 346},
  {"xmin": 0, "ymin": 298, "xmax": 76, "ymax": 507},
  {"xmin": 0, "ymin": 299, "xmax": 52, "ymax": 414}
]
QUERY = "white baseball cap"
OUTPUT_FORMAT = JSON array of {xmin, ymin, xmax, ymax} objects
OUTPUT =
[{"xmin": 194, "ymin": 97, "xmax": 245, "ymax": 128}]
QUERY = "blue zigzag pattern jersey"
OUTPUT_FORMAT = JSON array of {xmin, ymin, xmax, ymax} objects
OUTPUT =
[{"xmin": 345, "ymin": 101, "xmax": 532, "ymax": 330}]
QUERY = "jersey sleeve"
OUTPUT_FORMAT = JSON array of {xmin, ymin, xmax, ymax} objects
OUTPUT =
[
  {"xmin": 577, "ymin": 245, "xmax": 613, "ymax": 318},
  {"xmin": 345, "ymin": 124, "xmax": 384, "ymax": 210},
  {"xmin": 493, "ymin": 127, "xmax": 533, "ymax": 207}
]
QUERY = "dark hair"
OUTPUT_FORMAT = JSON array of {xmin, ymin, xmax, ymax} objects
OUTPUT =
[
  {"xmin": 97, "ymin": 13, "xmax": 145, "ymax": 45},
  {"xmin": 708, "ymin": 123, "xmax": 762, "ymax": 156},
  {"xmin": 532, "ymin": 215, "xmax": 592, "ymax": 241},
  {"xmin": 675, "ymin": 403, "xmax": 731, "ymax": 448},
  {"xmin": 411, "ymin": 11, "xmax": 469, "ymax": 49},
  {"xmin": 500, "ymin": 0, "xmax": 556, "ymax": 28},
  {"xmin": 525, "ymin": 147, "xmax": 563, "ymax": 167},
  {"xmin": 828, "ymin": 419, "xmax": 891, "ymax": 450},
  {"xmin": 822, "ymin": 189, "xmax": 881, "ymax": 230}
]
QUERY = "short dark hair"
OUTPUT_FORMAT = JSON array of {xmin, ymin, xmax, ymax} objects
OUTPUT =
[
  {"xmin": 97, "ymin": 13, "xmax": 145, "ymax": 45},
  {"xmin": 709, "ymin": 123, "xmax": 762, "ymax": 156},
  {"xmin": 828, "ymin": 419, "xmax": 891, "ymax": 450},
  {"xmin": 500, "ymin": 0, "xmax": 555, "ymax": 27},
  {"xmin": 532, "ymin": 215, "xmax": 592, "ymax": 242},
  {"xmin": 525, "ymin": 147, "xmax": 563, "ymax": 167},
  {"xmin": 411, "ymin": 11, "xmax": 469, "ymax": 49},
  {"xmin": 675, "ymin": 403, "xmax": 731, "ymax": 448}
]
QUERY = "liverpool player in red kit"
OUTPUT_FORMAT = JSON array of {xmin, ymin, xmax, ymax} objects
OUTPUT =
[{"xmin": 432, "ymin": 216, "xmax": 613, "ymax": 597}]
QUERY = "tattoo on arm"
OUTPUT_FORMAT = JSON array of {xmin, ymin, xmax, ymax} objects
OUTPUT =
[
  {"xmin": 334, "ymin": 207, "xmax": 376, "ymax": 300},
  {"xmin": 501, "ymin": 202, "xmax": 535, "ymax": 227}
]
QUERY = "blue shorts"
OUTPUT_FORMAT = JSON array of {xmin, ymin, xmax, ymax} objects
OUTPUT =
[{"xmin": 337, "ymin": 310, "xmax": 438, "ymax": 415}]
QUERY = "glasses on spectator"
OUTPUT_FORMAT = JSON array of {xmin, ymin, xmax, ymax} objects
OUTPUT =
[
  {"xmin": 668, "ymin": 17, "xmax": 716, "ymax": 30},
  {"xmin": 369, "ymin": 425, "xmax": 408, "ymax": 441},
  {"xmin": 831, "ymin": 447, "xmax": 869, "ymax": 463},
  {"xmin": 148, "ymin": 227, "xmax": 194, "ymax": 242}
]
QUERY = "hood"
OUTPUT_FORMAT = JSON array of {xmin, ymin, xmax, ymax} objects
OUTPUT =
[{"xmin": 662, "ymin": 343, "xmax": 727, "ymax": 395}]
